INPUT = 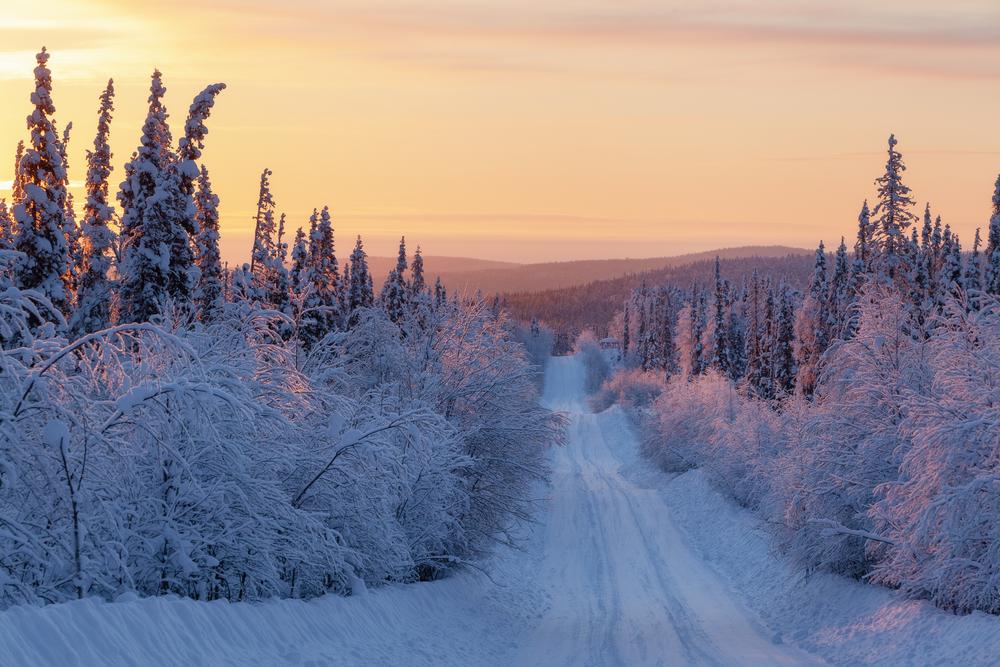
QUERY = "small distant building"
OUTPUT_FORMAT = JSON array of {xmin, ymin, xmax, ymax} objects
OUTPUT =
[{"xmin": 599, "ymin": 337, "xmax": 621, "ymax": 351}]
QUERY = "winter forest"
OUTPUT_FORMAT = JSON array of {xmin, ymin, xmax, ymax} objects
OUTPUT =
[
  {"xmin": 3, "ymin": 34, "xmax": 1000, "ymax": 666},
  {"xmin": 0, "ymin": 50, "xmax": 558, "ymax": 608}
]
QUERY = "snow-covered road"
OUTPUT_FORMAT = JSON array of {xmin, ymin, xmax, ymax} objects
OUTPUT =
[{"xmin": 517, "ymin": 355, "xmax": 821, "ymax": 666}]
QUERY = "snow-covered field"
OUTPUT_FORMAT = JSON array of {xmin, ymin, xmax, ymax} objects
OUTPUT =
[{"xmin": 1, "ymin": 354, "xmax": 997, "ymax": 666}]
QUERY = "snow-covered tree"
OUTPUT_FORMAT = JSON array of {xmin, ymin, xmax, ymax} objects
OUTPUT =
[
  {"xmin": 709, "ymin": 257, "xmax": 730, "ymax": 376},
  {"xmin": 193, "ymin": 166, "xmax": 223, "ymax": 321},
  {"xmin": 250, "ymin": 168, "xmax": 278, "ymax": 282},
  {"xmin": 12, "ymin": 48, "xmax": 73, "ymax": 317},
  {"xmin": 11, "ymin": 140, "xmax": 25, "ymax": 205},
  {"xmin": 73, "ymin": 79, "xmax": 116, "ymax": 335},
  {"xmin": 410, "ymin": 246, "xmax": 425, "ymax": 298},
  {"xmin": 289, "ymin": 227, "xmax": 309, "ymax": 295},
  {"xmin": 348, "ymin": 235, "xmax": 374, "ymax": 316},
  {"xmin": 963, "ymin": 227, "xmax": 983, "ymax": 305},
  {"xmin": 794, "ymin": 242, "xmax": 829, "ymax": 396},
  {"xmin": 300, "ymin": 206, "xmax": 340, "ymax": 345},
  {"xmin": 985, "ymin": 175, "xmax": 1000, "ymax": 296},
  {"xmin": 870, "ymin": 135, "xmax": 918, "ymax": 287},
  {"xmin": 381, "ymin": 237, "xmax": 409, "ymax": 324}
]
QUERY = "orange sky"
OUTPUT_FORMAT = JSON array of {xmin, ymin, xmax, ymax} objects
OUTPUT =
[{"xmin": 1, "ymin": 0, "xmax": 998, "ymax": 263}]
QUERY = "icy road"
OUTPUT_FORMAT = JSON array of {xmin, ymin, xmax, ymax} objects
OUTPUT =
[{"xmin": 514, "ymin": 355, "xmax": 821, "ymax": 666}]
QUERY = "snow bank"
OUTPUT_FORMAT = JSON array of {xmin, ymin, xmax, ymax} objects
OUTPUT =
[
  {"xmin": 661, "ymin": 469, "xmax": 1000, "ymax": 666},
  {"xmin": 0, "ymin": 568, "xmax": 539, "ymax": 667}
]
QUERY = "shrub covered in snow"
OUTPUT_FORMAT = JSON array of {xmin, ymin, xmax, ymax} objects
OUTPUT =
[
  {"xmin": 590, "ymin": 368, "xmax": 667, "ymax": 412},
  {"xmin": 0, "ymin": 293, "xmax": 557, "ymax": 608}
]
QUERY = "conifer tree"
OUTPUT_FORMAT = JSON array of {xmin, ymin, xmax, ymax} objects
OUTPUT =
[
  {"xmin": 871, "ymin": 134, "xmax": 918, "ymax": 287},
  {"xmin": 250, "ymin": 169, "xmax": 276, "ymax": 275},
  {"xmin": 12, "ymin": 47, "xmax": 73, "ymax": 316},
  {"xmin": 59, "ymin": 122, "xmax": 82, "ymax": 296},
  {"xmin": 964, "ymin": 227, "xmax": 983, "ymax": 305},
  {"xmin": 985, "ymin": 175, "xmax": 1000, "ymax": 296},
  {"xmin": 434, "ymin": 276, "xmax": 446, "ymax": 309},
  {"xmin": 301, "ymin": 206, "xmax": 340, "ymax": 344},
  {"xmin": 794, "ymin": 241, "xmax": 830, "ymax": 396},
  {"xmin": 709, "ymin": 257, "xmax": 730, "ymax": 375},
  {"xmin": 692, "ymin": 291, "xmax": 707, "ymax": 375},
  {"xmin": 119, "ymin": 71, "xmax": 215, "ymax": 323},
  {"xmin": 289, "ymin": 227, "xmax": 309, "ymax": 295},
  {"xmin": 11, "ymin": 140, "xmax": 25, "ymax": 205},
  {"xmin": 773, "ymin": 286, "xmax": 796, "ymax": 395},
  {"xmin": 272, "ymin": 212, "xmax": 291, "ymax": 312},
  {"xmin": 0, "ymin": 201, "xmax": 12, "ymax": 252},
  {"xmin": 410, "ymin": 245, "xmax": 425, "ymax": 298},
  {"xmin": 381, "ymin": 237, "xmax": 409, "ymax": 323},
  {"xmin": 348, "ymin": 235, "xmax": 374, "ymax": 316},
  {"xmin": 622, "ymin": 301, "xmax": 630, "ymax": 357},
  {"xmin": 828, "ymin": 238, "xmax": 852, "ymax": 339},
  {"xmin": 920, "ymin": 204, "xmax": 933, "ymax": 255},
  {"xmin": 74, "ymin": 79, "xmax": 117, "ymax": 334},
  {"xmin": 939, "ymin": 231, "xmax": 963, "ymax": 306},
  {"xmin": 853, "ymin": 200, "xmax": 872, "ymax": 276},
  {"xmin": 193, "ymin": 166, "xmax": 223, "ymax": 321},
  {"xmin": 744, "ymin": 271, "xmax": 767, "ymax": 398}
]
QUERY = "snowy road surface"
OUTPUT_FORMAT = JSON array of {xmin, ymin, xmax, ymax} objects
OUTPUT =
[{"xmin": 518, "ymin": 355, "xmax": 821, "ymax": 666}]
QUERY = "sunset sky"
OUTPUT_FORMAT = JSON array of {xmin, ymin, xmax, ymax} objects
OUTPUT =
[{"xmin": 1, "ymin": 0, "xmax": 998, "ymax": 263}]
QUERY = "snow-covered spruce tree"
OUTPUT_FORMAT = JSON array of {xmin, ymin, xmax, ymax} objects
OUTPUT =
[
  {"xmin": 709, "ymin": 257, "xmax": 730, "ymax": 376},
  {"xmin": 249, "ymin": 168, "xmax": 278, "ymax": 286},
  {"xmin": 827, "ymin": 238, "xmax": 853, "ymax": 340},
  {"xmin": 621, "ymin": 300, "xmax": 631, "ymax": 357},
  {"xmin": 12, "ymin": 48, "xmax": 73, "ymax": 318},
  {"xmin": 118, "ymin": 72, "xmax": 182, "ymax": 322},
  {"xmin": 963, "ymin": 227, "xmax": 983, "ymax": 306},
  {"xmin": 793, "ymin": 241, "xmax": 829, "ymax": 396},
  {"xmin": 289, "ymin": 226, "xmax": 309, "ymax": 295},
  {"xmin": 773, "ymin": 285, "xmax": 796, "ymax": 396},
  {"xmin": 853, "ymin": 200, "xmax": 872, "ymax": 276},
  {"xmin": 743, "ymin": 272, "xmax": 771, "ymax": 399},
  {"xmin": 348, "ymin": 235, "xmax": 374, "ymax": 318},
  {"xmin": 118, "ymin": 75, "xmax": 224, "ymax": 324},
  {"xmin": 870, "ymin": 134, "xmax": 918, "ymax": 288},
  {"xmin": 11, "ymin": 140, "xmax": 26, "ymax": 205},
  {"xmin": 58, "ymin": 122, "xmax": 82, "ymax": 298},
  {"xmin": 410, "ymin": 245, "xmax": 425, "ymax": 298},
  {"xmin": 193, "ymin": 166, "xmax": 223, "ymax": 321},
  {"xmin": 985, "ymin": 175, "xmax": 1000, "ymax": 296},
  {"xmin": 434, "ymin": 276, "xmax": 446, "ymax": 309},
  {"xmin": 299, "ymin": 206, "xmax": 340, "ymax": 346},
  {"xmin": 381, "ymin": 237, "xmax": 409, "ymax": 324},
  {"xmin": 176, "ymin": 82, "xmax": 225, "ymax": 189},
  {"xmin": 0, "ymin": 201, "xmax": 13, "ymax": 256},
  {"xmin": 73, "ymin": 79, "xmax": 116, "ymax": 335},
  {"xmin": 272, "ymin": 212, "xmax": 291, "ymax": 313}
]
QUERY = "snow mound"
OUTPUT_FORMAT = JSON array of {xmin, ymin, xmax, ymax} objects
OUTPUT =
[
  {"xmin": 661, "ymin": 469, "xmax": 1000, "ymax": 666},
  {"xmin": 0, "ymin": 569, "xmax": 539, "ymax": 667}
]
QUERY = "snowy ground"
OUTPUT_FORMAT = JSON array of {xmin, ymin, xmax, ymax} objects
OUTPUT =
[{"xmin": 2, "ymin": 354, "xmax": 998, "ymax": 665}]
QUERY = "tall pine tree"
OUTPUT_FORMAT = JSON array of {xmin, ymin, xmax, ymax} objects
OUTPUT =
[
  {"xmin": 13, "ymin": 47, "xmax": 73, "ymax": 317},
  {"xmin": 73, "ymin": 79, "xmax": 117, "ymax": 334}
]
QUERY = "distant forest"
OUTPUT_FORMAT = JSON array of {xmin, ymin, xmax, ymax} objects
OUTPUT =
[{"xmin": 504, "ymin": 252, "xmax": 815, "ymax": 337}]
